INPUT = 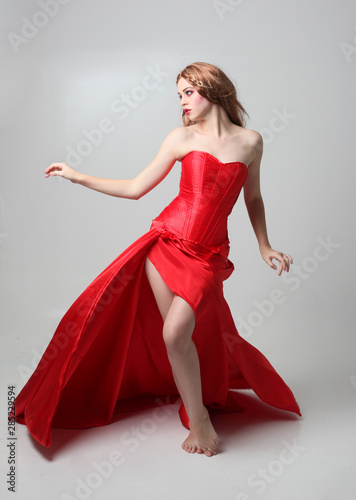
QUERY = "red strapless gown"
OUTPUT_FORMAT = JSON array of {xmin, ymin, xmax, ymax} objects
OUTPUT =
[{"xmin": 12, "ymin": 151, "xmax": 301, "ymax": 447}]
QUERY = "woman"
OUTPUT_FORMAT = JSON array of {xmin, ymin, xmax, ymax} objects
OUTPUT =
[{"xmin": 13, "ymin": 62, "xmax": 301, "ymax": 458}]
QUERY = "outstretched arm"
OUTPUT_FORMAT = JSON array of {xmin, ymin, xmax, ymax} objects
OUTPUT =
[
  {"xmin": 44, "ymin": 128, "xmax": 183, "ymax": 200},
  {"xmin": 243, "ymin": 132, "xmax": 293, "ymax": 276}
]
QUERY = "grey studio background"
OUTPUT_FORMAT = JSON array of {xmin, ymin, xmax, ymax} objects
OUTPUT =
[{"xmin": 1, "ymin": 1, "xmax": 356, "ymax": 499}]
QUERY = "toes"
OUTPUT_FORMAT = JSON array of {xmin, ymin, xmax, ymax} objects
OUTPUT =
[
  {"xmin": 202, "ymin": 445, "xmax": 218, "ymax": 457},
  {"xmin": 182, "ymin": 442, "xmax": 217, "ymax": 456},
  {"xmin": 182, "ymin": 441, "xmax": 197, "ymax": 454}
]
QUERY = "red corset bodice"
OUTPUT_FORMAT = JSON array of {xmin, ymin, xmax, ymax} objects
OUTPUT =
[{"xmin": 150, "ymin": 150, "xmax": 248, "ymax": 250}]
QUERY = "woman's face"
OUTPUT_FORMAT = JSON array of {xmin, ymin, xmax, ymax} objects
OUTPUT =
[{"xmin": 177, "ymin": 77, "xmax": 211, "ymax": 121}]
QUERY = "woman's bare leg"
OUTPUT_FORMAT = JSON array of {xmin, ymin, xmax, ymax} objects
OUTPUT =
[
  {"xmin": 163, "ymin": 294, "xmax": 219, "ymax": 456},
  {"xmin": 145, "ymin": 256, "xmax": 219, "ymax": 457}
]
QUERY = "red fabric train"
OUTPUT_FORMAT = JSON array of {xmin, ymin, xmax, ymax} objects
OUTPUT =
[{"xmin": 12, "ymin": 150, "xmax": 301, "ymax": 447}]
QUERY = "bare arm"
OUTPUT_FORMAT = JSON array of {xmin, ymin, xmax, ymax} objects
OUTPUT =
[
  {"xmin": 44, "ymin": 128, "xmax": 183, "ymax": 200},
  {"xmin": 243, "ymin": 132, "xmax": 293, "ymax": 275},
  {"xmin": 243, "ymin": 132, "xmax": 271, "ymax": 249}
]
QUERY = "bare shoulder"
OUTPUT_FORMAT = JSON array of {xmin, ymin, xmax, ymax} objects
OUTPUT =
[
  {"xmin": 164, "ymin": 126, "xmax": 187, "ymax": 141},
  {"xmin": 241, "ymin": 128, "xmax": 262, "ymax": 148},
  {"xmin": 242, "ymin": 128, "xmax": 263, "ymax": 165},
  {"xmin": 159, "ymin": 126, "xmax": 190, "ymax": 160}
]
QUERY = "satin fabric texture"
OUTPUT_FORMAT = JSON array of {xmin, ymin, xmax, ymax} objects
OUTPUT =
[{"xmin": 12, "ymin": 150, "xmax": 301, "ymax": 447}]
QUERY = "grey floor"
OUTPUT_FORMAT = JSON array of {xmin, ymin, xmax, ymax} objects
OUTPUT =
[{"xmin": 1, "ymin": 304, "xmax": 356, "ymax": 500}]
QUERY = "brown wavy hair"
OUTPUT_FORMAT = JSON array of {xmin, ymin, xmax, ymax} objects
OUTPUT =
[{"xmin": 176, "ymin": 62, "xmax": 249, "ymax": 128}]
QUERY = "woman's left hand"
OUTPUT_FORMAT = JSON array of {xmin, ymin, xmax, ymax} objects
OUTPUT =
[{"xmin": 260, "ymin": 246, "xmax": 293, "ymax": 276}]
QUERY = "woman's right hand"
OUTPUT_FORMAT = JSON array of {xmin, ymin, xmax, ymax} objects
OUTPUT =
[{"xmin": 44, "ymin": 162, "xmax": 80, "ymax": 183}]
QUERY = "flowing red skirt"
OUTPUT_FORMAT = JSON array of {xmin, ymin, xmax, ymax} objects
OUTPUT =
[{"xmin": 12, "ymin": 220, "xmax": 301, "ymax": 447}]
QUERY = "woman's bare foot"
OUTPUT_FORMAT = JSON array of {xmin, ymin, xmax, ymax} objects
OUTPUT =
[{"xmin": 182, "ymin": 408, "xmax": 219, "ymax": 457}]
